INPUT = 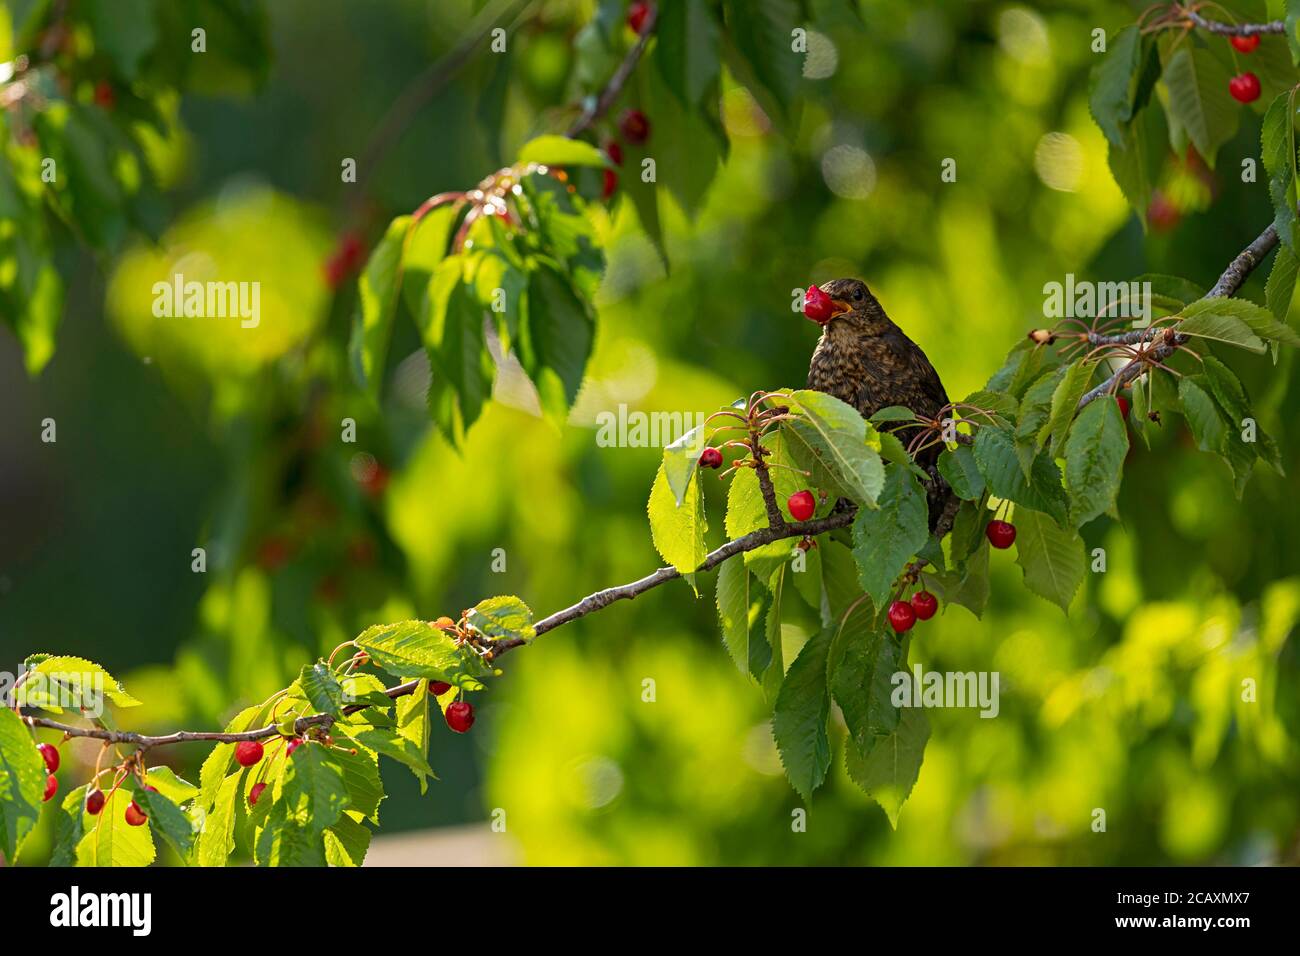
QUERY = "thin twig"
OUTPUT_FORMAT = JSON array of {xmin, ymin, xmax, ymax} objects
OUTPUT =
[
  {"xmin": 1181, "ymin": 9, "xmax": 1283, "ymax": 36},
  {"xmin": 566, "ymin": 5, "xmax": 658, "ymax": 137},
  {"xmin": 349, "ymin": 0, "xmax": 536, "ymax": 214}
]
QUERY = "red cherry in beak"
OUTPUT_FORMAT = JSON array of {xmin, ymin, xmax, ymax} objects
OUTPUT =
[{"xmin": 803, "ymin": 285, "xmax": 835, "ymax": 324}]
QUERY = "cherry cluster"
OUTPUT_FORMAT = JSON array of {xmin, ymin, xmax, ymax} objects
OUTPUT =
[{"xmin": 1227, "ymin": 34, "xmax": 1261, "ymax": 104}]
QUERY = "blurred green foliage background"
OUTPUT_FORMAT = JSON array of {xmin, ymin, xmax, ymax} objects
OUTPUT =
[{"xmin": 3, "ymin": 0, "xmax": 1299, "ymax": 864}]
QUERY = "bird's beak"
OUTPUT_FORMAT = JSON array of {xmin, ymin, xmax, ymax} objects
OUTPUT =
[{"xmin": 829, "ymin": 298, "xmax": 852, "ymax": 317}]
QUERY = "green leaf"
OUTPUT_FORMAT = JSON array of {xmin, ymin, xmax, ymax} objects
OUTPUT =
[
  {"xmin": 325, "ymin": 813, "xmax": 372, "ymax": 867},
  {"xmin": 656, "ymin": 0, "xmax": 722, "ymax": 106},
  {"xmin": 1288, "ymin": 0, "xmax": 1300, "ymax": 66},
  {"xmin": 144, "ymin": 766, "xmax": 199, "ymax": 805},
  {"xmin": 19, "ymin": 655, "xmax": 141, "ymax": 711},
  {"xmin": 973, "ymin": 427, "xmax": 1070, "ymax": 526},
  {"xmin": 254, "ymin": 802, "xmax": 328, "ymax": 867},
  {"xmin": 783, "ymin": 389, "xmax": 886, "ymax": 507},
  {"xmin": 648, "ymin": 464, "xmax": 707, "ymax": 581},
  {"xmin": 1107, "ymin": 97, "xmax": 1167, "ymax": 212},
  {"xmin": 845, "ymin": 705, "xmax": 931, "ymax": 828},
  {"xmin": 1088, "ymin": 25, "xmax": 1144, "ymax": 147},
  {"xmin": 1137, "ymin": 274, "xmax": 1205, "ymax": 308},
  {"xmin": 76, "ymin": 785, "xmax": 156, "ymax": 867},
  {"xmin": 1176, "ymin": 299, "xmax": 1268, "ymax": 353},
  {"xmin": 1063, "ymin": 397, "xmax": 1129, "ymax": 527},
  {"xmin": 1190, "ymin": 296, "xmax": 1300, "ymax": 348},
  {"xmin": 1016, "ymin": 368, "xmax": 1063, "ymax": 449},
  {"xmin": 516, "ymin": 135, "xmax": 611, "ymax": 168},
  {"xmin": 760, "ymin": 565, "xmax": 788, "ymax": 698},
  {"xmin": 354, "ymin": 729, "xmax": 437, "ymax": 785},
  {"xmin": 1179, "ymin": 377, "xmax": 1229, "ymax": 452},
  {"xmin": 197, "ymin": 772, "xmax": 241, "ymax": 867},
  {"xmin": 465, "ymin": 595, "xmax": 535, "ymax": 643},
  {"xmin": 1013, "ymin": 509, "xmax": 1085, "ymax": 613},
  {"xmin": 522, "ymin": 265, "xmax": 596, "ymax": 426},
  {"xmin": 349, "ymin": 216, "xmax": 409, "ymax": 397},
  {"xmin": 417, "ymin": 256, "xmax": 494, "ymax": 444},
  {"xmin": 1162, "ymin": 45, "xmax": 1238, "ymax": 167},
  {"xmin": 935, "ymin": 442, "xmax": 982, "ymax": 496},
  {"xmin": 932, "ymin": 538, "xmax": 991, "ymax": 619},
  {"xmin": 850, "ymin": 466, "xmax": 929, "ymax": 609},
  {"xmin": 355, "ymin": 621, "xmax": 493, "ymax": 683},
  {"xmin": 828, "ymin": 600, "xmax": 901, "ymax": 744},
  {"xmin": 281, "ymin": 744, "xmax": 349, "ymax": 835},
  {"xmin": 645, "ymin": 49, "xmax": 723, "ymax": 218},
  {"xmin": 401, "ymin": 204, "xmax": 459, "ymax": 317},
  {"xmin": 132, "ymin": 783, "xmax": 197, "ymax": 861},
  {"xmin": 1041, "ymin": 360, "xmax": 1095, "ymax": 453},
  {"xmin": 0, "ymin": 708, "xmax": 44, "ymax": 863},
  {"xmin": 1261, "ymin": 90, "xmax": 1298, "ymax": 250},
  {"xmin": 50, "ymin": 786, "xmax": 88, "ymax": 867},
  {"xmin": 722, "ymin": 0, "xmax": 801, "ymax": 130},
  {"xmin": 323, "ymin": 736, "xmax": 385, "ymax": 820},
  {"xmin": 717, "ymin": 559, "xmax": 760, "ymax": 676},
  {"xmin": 771, "ymin": 628, "xmax": 833, "ymax": 800},
  {"xmin": 296, "ymin": 662, "xmax": 348, "ymax": 717},
  {"xmin": 9, "ymin": 263, "xmax": 62, "ymax": 376},
  {"xmin": 394, "ymin": 681, "xmax": 432, "ymax": 795},
  {"xmin": 81, "ymin": 0, "xmax": 157, "ymax": 79},
  {"xmin": 1266, "ymin": 244, "xmax": 1299, "ymax": 324}
]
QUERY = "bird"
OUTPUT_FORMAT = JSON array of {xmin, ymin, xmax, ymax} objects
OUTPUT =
[{"xmin": 803, "ymin": 277, "xmax": 958, "ymax": 534}]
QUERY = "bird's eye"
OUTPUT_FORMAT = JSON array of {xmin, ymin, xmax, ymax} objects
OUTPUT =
[{"xmin": 853, "ymin": 289, "xmax": 863, "ymax": 301}]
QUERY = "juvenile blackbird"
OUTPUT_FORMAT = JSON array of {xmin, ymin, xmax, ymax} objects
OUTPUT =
[{"xmin": 805, "ymin": 277, "xmax": 957, "ymax": 534}]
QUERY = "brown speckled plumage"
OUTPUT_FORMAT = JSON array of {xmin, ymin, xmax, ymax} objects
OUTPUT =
[{"xmin": 806, "ymin": 278, "xmax": 956, "ymax": 532}]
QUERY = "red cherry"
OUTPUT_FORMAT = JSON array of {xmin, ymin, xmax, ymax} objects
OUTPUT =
[
  {"xmin": 429, "ymin": 681, "xmax": 452, "ymax": 696},
  {"xmin": 93, "ymin": 81, "xmax": 115, "ymax": 110},
  {"xmin": 285, "ymin": 738, "xmax": 303, "ymax": 757},
  {"xmin": 802, "ymin": 284, "xmax": 835, "ymax": 324},
  {"xmin": 986, "ymin": 519, "xmax": 1017, "ymax": 549},
  {"xmin": 1230, "ymin": 34, "xmax": 1260, "ymax": 54},
  {"xmin": 234, "ymin": 740, "xmax": 265, "ymax": 767},
  {"xmin": 359, "ymin": 464, "xmax": 390, "ymax": 497},
  {"xmin": 1229, "ymin": 72, "xmax": 1261, "ymax": 103},
  {"xmin": 85, "ymin": 789, "xmax": 106, "ymax": 815},
  {"xmin": 888, "ymin": 600, "xmax": 916, "ymax": 633},
  {"xmin": 43, "ymin": 774, "xmax": 57, "ymax": 802},
  {"xmin": 619, "ymin": 109, "xmax": 650, "ymax": 145},
  {"xmin": 1117, "ymin": 395, "xmax": 1130, "ymax": 419},
  {"xmin": 124, "ymin": 801, "xmax": 148, "ymax": 826},
  {"xmin": 699, "ymin": 446, "xmax": 723, "ymax": 469},
  {"xmin": 255, "ymin": 535, "xmax": 294, "ymax": 571},
  {"xmin": 1147, "ymin": 190, "xmax": 1180, "ymax": 233},
  {"xmin": 37, "ymin": 742, "xmax": 59, "ymax": 774},
  {"xmin": 445, "ymin": 700, "xmax": 475, "ymax": 733},
  {"xmin": 249, "ymin": 782, "xmax": 267, "ymax": 806},
  {"xmin": 602, "ymin": 168, "xmax": 618, "ymax": 199},
  {"xmin": 911, "ymin": 590, "xmax": 938, "ymax": 621},
  {"xmin": 787, "ymin": 490, "xmax": 816, "ymax": 522},
  {"xmin": 605, "ymin": 140, "xmax": 623, "ymax": 166},
  {"xmin": 627, "ymin": 0, "xmax": 652, "ymax": 34},
  {"xmin": 323, "ymin": 231, "xmax": 366, "ymax": 290}
]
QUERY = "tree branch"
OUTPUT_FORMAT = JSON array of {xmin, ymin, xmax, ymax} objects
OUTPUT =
[
  {"xmin": 1181, "ymin": 10, "xmax": 1284, "ymax": 36},
  {"xmin": 1075, "ymin": 219, "xmax": 1279, "ymax": 410},
  {"xmin": 349, "ymin": 0, "xmax": 536, "ymax": 213},
  {"xmin": 566, "ymin": 5, "xmax": 658, "ymax": 137}
]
